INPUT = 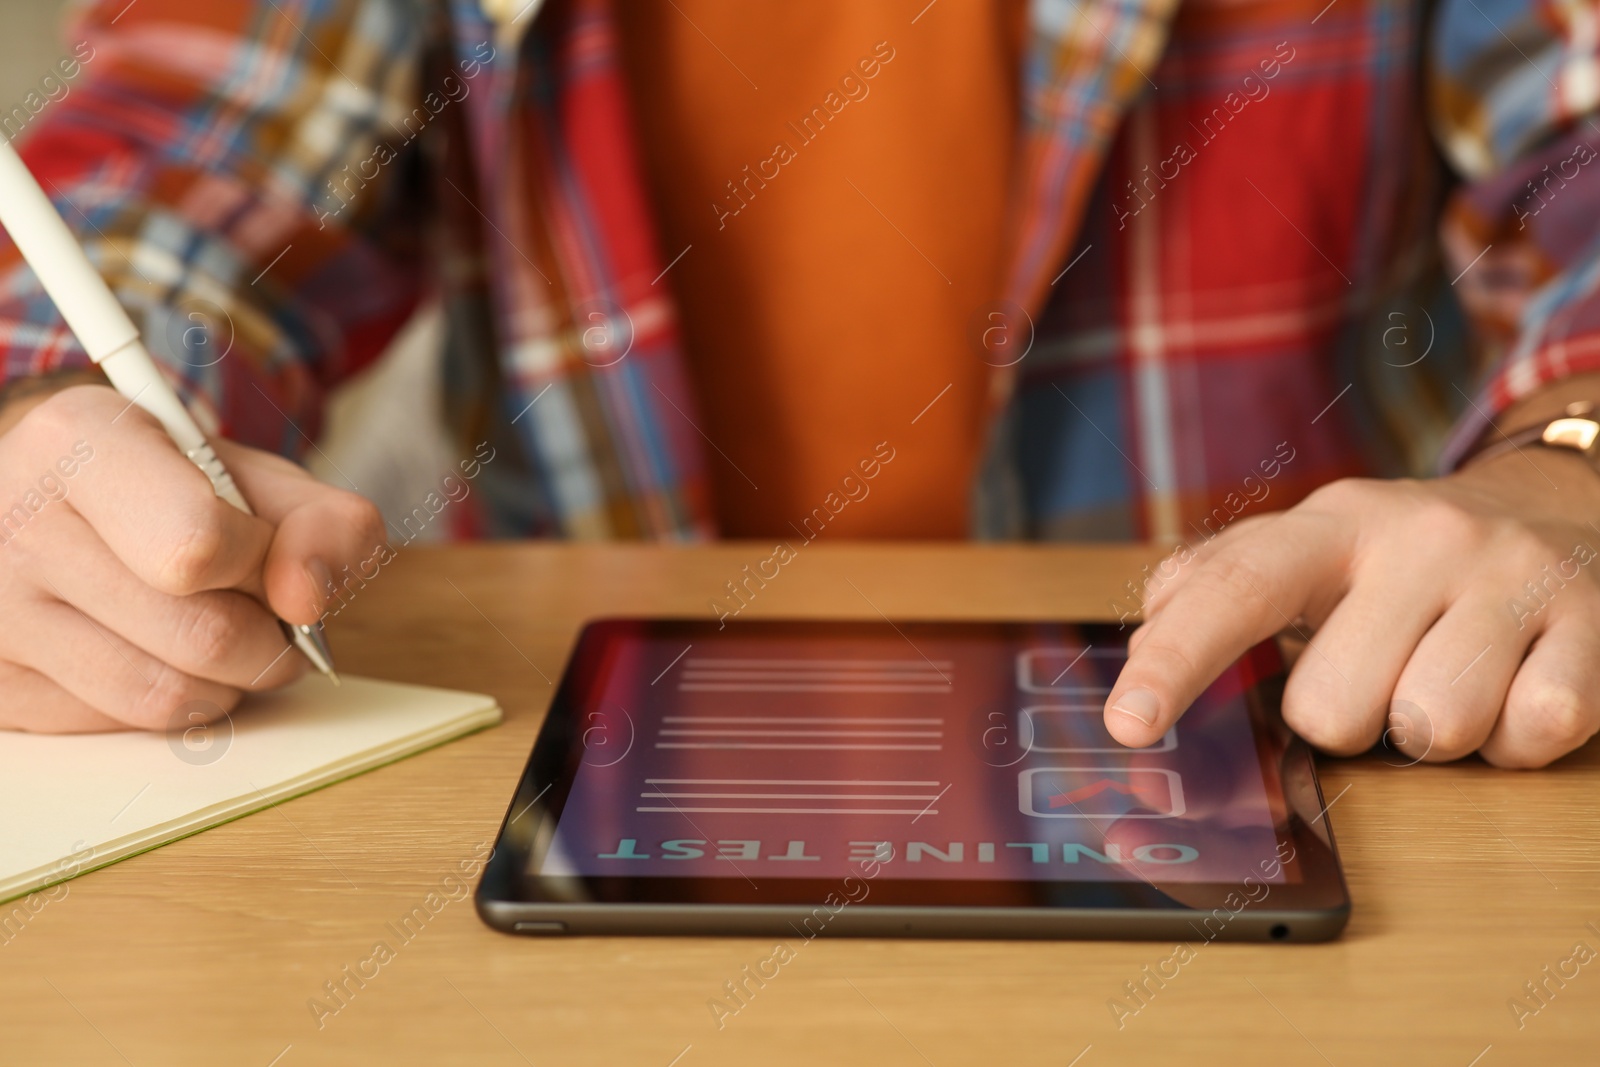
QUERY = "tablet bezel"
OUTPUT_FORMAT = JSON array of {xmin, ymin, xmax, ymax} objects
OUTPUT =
[{"xmin": 476, "ymin": 619, "xmax": 1351, "ymax": 941}]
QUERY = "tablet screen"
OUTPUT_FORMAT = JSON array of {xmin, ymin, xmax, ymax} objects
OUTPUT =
[{"xmin": 533, "ymin": 622, "xmax": 1295, "ymax": 888}]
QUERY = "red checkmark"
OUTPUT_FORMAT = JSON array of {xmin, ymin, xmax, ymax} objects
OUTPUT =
[{"xmin": 1048, "ymin": 778, "xmax": 1146, "ymax": 809}]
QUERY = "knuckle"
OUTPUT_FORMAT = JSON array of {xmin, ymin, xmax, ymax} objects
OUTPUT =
[
  {"xmin": 11, "ymin": 389, "xmax": 79, "ymax": 447},
  {"xmin": 1282, "ymin": 679, "xmax": 1376, "ymax": 755},
  {"xmin": 131, "ymin": 665, "xmax": 204, "ymax": 731},
  {"xmin": 176, "ymin": 599, "xmax": 240, "ymax": 674},
  {"xmin": 1409, "ymin": 496, "xmax": 1487, "ymax": 554},
  {"xmin": 1302, "ymin": 476, "xmax": 1378, "ymax": 513},
  {"xmin": 13, "ymin": 384, "xmax": 116, "ymax": 445},
  {"xmin": 1494, "ymin": 523, "xmax": 1553, "ymax": 573},
  {"xmin": 153, "ymin": 510, "xmax": 227, "ymax": 594},
  {"xmin": 1513, "ymin": 682, "xmax": 1597, "ymax": 756},
  {"xmin": 1141, "ymin": 554, "xmax": 1198, "ymax": 613},
  {"xmin": 1130, "ymin": 638, "xmax": 1202, "ymax": 691},
  {"xmin": 333, "ymin": 492, "xmax": 386, "ymax": 548},
  {"xmin": 1415, "ymin": 706, "xmax": 1482, "ymax": 761},
  {"xmin": 1294, "ymin": 713, "xmax": 1375, "ymax": 756},
  {"xmin": 1192, "ymin": 553, "xmax": 1273, "ymax": 606}
]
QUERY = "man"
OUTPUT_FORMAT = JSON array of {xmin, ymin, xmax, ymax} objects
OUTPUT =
[{"xmin": 0, "ymin": 0, "xmax": 1597, "ymax": 769}]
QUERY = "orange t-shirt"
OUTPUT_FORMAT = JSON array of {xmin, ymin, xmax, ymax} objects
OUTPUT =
[{"xmin": 614, "ymin": 2, "xmax": 1020, "ymax": 538}]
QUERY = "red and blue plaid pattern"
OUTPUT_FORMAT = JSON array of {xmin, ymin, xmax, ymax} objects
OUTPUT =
[{"xmin": 1, "ymin": 0, "xmax": 1598, "ymax": 542}]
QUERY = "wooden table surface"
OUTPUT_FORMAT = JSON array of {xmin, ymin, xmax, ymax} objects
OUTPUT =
[{"xmin": 3, "ymin": 543, "xmax": 1597, "ymax": 1066}]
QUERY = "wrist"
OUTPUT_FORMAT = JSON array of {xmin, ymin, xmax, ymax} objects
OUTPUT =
[
  {"xmin": 1452, "ymin": 373, "xmax": 1600, "ymax": 525},
  {"xmin": 1452, "ymin": 439, "xmax": 1600, "ymax": 526},
  {"xmin": 1488, "ymin": 372, "xmax": 1600, "ymax": 437}
]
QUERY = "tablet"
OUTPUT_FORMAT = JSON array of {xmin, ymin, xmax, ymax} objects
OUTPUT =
[{"xmin": 476, "ymin": 619, "xmax": 1349, "ymax": 941}]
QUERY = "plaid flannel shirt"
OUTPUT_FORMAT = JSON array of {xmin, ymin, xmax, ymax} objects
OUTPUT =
[{"xmin": 2, "ymin": 0, "xmax": 1599, "ymax": 543}]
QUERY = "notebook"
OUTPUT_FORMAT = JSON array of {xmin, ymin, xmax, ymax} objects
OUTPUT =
[{"xmin": 0, "ymin": 674, "xmax": 502, "ymax": 904}]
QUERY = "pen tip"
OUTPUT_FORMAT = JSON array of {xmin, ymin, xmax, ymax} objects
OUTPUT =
[{"xmin": 328, "ymin": 670, "xmax": 342, "ymax": 687}]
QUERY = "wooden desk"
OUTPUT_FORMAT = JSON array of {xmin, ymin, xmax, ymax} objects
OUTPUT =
[{"xmin": 3, "ymin": 544, "xmax": 1597, "ymax": 1066}]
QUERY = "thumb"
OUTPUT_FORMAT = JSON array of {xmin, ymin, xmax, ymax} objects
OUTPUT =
[{"xmin": 212, "ymin": 440, "xmax": 389, "ymax": 626}]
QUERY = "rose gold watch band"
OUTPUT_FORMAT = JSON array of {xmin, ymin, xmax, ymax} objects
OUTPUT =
[{"xmin": 1461, "ymin": 401, "xmax": 1600, "ymax": 470}]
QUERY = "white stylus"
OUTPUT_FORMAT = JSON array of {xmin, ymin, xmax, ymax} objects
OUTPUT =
[{"xmin": 0, "ymin": 138, "xmax": 339, "ymax": 684}]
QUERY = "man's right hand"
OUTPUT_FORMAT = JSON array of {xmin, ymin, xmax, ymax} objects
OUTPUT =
[{"xmin": 0, "ymin": 384, "xmax": 387, "ymax": 733}]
